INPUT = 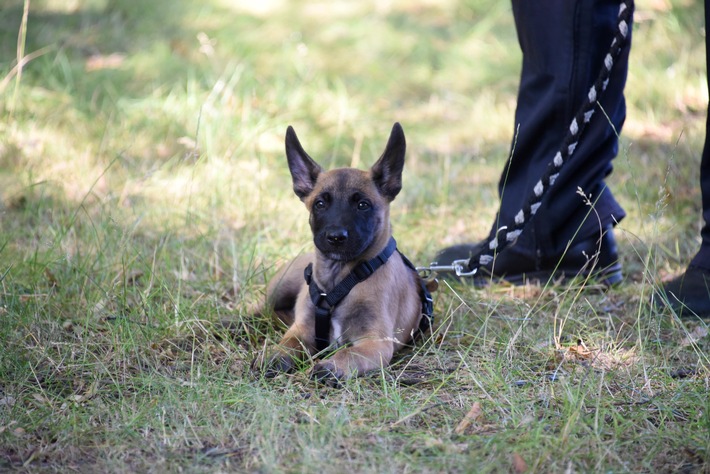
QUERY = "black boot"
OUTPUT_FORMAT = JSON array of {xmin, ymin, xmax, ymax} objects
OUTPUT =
[
  {"xmin": 657, "ymin": 265, "xmax": 710, "ymax": 318},
  {"xmin": 433, "ymin": 225, "xmax": 622, "ymax": 287}
]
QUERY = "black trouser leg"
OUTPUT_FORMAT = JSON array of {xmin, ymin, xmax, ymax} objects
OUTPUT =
[
  {"xmin": 500, "ymin": 0, "xmax": 630, "ymax": 258},
  {"xmin": 690, "ymin": 0, "xmax": 710, "ymax": 270}
]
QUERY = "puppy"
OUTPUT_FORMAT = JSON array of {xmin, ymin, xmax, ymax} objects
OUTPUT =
[{"xmin": 252, "ymin": 123, "xmax": 433, "ymax": 386}]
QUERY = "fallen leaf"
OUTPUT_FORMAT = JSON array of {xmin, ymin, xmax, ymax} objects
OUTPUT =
[
  {"xmin": 0, "ymin": 420, "xmax": 16, "ymax": 431},
  {"xmin": 32, "ymin": 393, "xmax": 48, "ymax": 405},
  {"xmin": 454, "ymin": 401, "xmax": 482, "ymax": 435},
  {"xmin": 567, "ymin": 341, "xmax": 595, "ymax": 359},
  {"xmin": 647, "ymin": 0, "xmax": 671, "ymax": 12},
  {"xmin": 44, "ymin": 268, "xmax": 58, "ymax": 288},
  {"xmin": 0, "ymin": 396, "xmax": 16, "ymax": 407},
  {"xmin": 177, "ymin": 136, "xmax": 197, "ymax": 149},
  {"xmin": 85, "ymin": 53, "xmax": 125, "ymax": 71},
  {"xmin": 511, "ymin": 452, "xmax": 528, "ymax": 473},
  {"xmin": 680, "ymin": 325, "xmax": 708, "ymax": 347}
]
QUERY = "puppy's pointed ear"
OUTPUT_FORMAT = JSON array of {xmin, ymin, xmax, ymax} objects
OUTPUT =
[
  {"xmin": 371, "ymin": 122, "xmax": 406, "ymax": 201},
  {"xmin": 285, "ymin": 126, "xmax": 323, "ymax": 200}
]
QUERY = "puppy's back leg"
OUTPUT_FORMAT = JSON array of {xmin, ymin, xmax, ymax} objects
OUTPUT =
[
  {"xmin": 251, "ymin": 253, "xmax": 313, "ymax": 377},
  {"xmin": 261, "ymin": 253, "xmax": 313, "ymax": 326}
]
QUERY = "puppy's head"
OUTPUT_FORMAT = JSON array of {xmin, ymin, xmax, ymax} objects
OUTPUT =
[{"xmin": 285, "ymin": 123, "xmax": 406, "ymax": 261}]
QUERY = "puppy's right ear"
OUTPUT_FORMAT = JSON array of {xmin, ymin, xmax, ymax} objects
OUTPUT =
[{"xmin": 285, "ymin": 126, "xmax": 323, "ymax": 200}]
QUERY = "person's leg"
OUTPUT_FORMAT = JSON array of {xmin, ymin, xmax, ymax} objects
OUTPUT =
[
  {"xmin": 658, "ymin": 0, "xmax": 710, "ymax": 317},
  {"xmin": 693, "ymin": 0, "xmax": 710, "ymax": 271},
  {"xmin": 500, "ymin": 0, "xmax": 628, "ymax": 257},
  {"xmin": 435, "ymin": 0, "xmax": 630, "ymax": 285}
]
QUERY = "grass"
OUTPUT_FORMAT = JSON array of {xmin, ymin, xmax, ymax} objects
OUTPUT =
[{"xmin": 0, "ymin": 0, "xmax": 709, "ymax": 471}]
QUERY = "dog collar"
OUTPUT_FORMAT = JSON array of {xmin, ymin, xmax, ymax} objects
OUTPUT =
[{"xmin": 304, "ymin": 237, "xmax": 433, "ymax": 353}]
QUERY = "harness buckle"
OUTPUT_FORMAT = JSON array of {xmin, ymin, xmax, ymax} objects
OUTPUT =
[{"xmin": 314, "ymin": 292, "xmax": 331, "ymax": 311}]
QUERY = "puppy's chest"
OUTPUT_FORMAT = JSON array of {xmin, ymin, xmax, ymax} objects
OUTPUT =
[
  {"xmin": 317, "ymin": 299, "xmax": 376, "ymax": 347},
  {"xmin": 330, "ymin": 301, "xmax": 374, "ymax": 345},
  {"xmin": 329, "ymin": 318, "xmax": 346, "ymax": 346}
]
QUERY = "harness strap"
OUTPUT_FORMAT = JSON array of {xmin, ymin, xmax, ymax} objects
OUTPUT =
[
  {"xmin": 305, "ymin": 237, "xmax": 398, "ymax": 352},
  {"xmin": 465, "ymin": 0, "xmax": 634, "ymax": 273},
  {"xmin": 399, "ymin": 251, "xmax": 434, "ymax": 337},
  {"xmin": 304, "ymin": 237, "xmax": 434, "ymax": 352}
]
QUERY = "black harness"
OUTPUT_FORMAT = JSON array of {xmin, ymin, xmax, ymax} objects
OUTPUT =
[{"xmin": 303, "ymin": 237, "xmax": 434, "ymax": 353}]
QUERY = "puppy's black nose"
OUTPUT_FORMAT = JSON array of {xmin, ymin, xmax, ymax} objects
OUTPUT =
[{"xmin": 326, "ymin": 229, "xmax": 348, "ymax": 245}]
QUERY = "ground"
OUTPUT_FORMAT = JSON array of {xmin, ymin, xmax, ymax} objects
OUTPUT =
[{"xmin": 0, "ymin": 0, "xmax": 708, "ymax": 472}]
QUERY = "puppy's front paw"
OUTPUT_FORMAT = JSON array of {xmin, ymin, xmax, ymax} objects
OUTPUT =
[
  {"xmin": 251, "ymin": 352, "xmax": 296, "ymax": 378},
  {"xmin": 310, "ymin": 361, "xmax": 346, "ymax": 388}
]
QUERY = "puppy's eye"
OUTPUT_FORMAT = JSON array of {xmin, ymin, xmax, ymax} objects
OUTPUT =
[
  {"xmin": 357, "ymin": 200, "xmax": 371, "ymax": 211},
  {"xmin": 314, "ymin": 200, "xmax": 326, "ymax": 210}
]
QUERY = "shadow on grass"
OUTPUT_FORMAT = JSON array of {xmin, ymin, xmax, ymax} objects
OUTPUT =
[{"xmin": 2, "ymin": 0, "xmax": 216, "ymax": 110}]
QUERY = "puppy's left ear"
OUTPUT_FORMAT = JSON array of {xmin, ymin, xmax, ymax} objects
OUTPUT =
[{"xmin": 371, "ymin": 122, "xmax": 406, "ymax": 201}]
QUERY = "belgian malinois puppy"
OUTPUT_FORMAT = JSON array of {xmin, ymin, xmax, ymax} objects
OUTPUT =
[{"xmin": 252, "ymin": 123, "xmax": 432, "ymax": 386}]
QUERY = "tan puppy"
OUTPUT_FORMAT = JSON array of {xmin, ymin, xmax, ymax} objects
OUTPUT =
[{"xmin": 252, "ymin": 123, "xmax": 432, "ymax": 386}]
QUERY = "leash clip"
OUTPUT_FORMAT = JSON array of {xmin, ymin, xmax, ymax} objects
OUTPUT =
[{"xmin": 416, "ymin": 259, "xmax": 478, "ymax": 278}]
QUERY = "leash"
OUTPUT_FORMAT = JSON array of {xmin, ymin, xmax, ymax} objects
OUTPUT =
[
  {"xmin": 418, "ymin": 0, "xmax": 634, "ymax": 278},
  {"xmin": 305, "ymin": 237, "xmax": 433, "ymax": 353}
]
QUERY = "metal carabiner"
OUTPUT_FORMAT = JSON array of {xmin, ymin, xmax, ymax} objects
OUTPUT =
[{"xmin": 416, "ymin": 259, "xmax": 478, "ymax": 278}]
